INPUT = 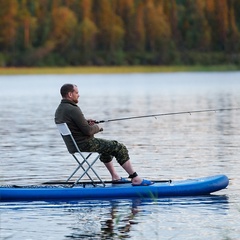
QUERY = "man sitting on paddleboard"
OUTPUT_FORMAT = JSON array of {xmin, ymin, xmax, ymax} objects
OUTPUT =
[{"xmin": 55, "ymin": 83, "xmax": 153, "ymax": 186}]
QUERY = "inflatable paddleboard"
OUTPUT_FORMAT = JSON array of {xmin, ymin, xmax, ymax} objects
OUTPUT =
[{"xmin": 0, "ymin": 175, "xmax": 229, "ymax": 202}]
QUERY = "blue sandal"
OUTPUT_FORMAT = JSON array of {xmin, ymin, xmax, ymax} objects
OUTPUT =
[
  {"xmin": 132, "ymin": 179, "xmax": 154, "ymax": 186},
  {"xmin": 112, "ymin": 177, "xmax": 131, "ymax": 184}
]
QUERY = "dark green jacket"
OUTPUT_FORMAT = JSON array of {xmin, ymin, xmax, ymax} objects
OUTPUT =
[{"xmin": 55, "ymin": 99, "xmax": 100, "ymax": 152}]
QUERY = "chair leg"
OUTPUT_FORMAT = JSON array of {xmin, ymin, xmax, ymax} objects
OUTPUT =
[
  {"xmin": 72, "ymin": 156, "xmax": 105, "ymax": 187},
  {"xmin": 67, "ymin": 153, "xmax": 105, "ymax": 187},
  {"xmin": 68, "ymin": 155, "xmax": 95, "ymax": 182}
]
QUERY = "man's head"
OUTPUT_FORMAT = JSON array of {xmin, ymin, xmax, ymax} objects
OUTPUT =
[{"xmin": 60, "ymin": 83, "xmax": 79, "ymax": 103}]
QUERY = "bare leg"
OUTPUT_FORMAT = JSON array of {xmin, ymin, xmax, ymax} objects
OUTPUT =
[
  {"xmin": 104, "ymin": 160, "xmax": 145, "ymax": 185},
  {"xmin": 104, "ymin": 161, "xmax": 120, "ymax": 181},
  {"xmin": 121, "ymin": 160, "xmax": 142, "ymax": 185}
]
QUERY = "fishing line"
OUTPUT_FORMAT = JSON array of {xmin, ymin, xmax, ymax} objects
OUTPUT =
[{"xmin": 95, "ymin": 107, "xmax": 240, "ymax": 123}]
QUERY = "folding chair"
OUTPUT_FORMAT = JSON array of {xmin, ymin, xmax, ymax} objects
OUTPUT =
[{"xmin": 56, "ymin": 123, "xmax": 105, "ymax": 187}]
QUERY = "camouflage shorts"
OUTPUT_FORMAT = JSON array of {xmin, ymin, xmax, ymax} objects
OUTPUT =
[{"xmin": 78, "ymin": 138, "xmax": 130, "ymax": 166}]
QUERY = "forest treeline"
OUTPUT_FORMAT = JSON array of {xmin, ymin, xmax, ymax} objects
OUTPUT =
[{"xmin": 0, "ymin": 0, "xmax": 240, "ymax": 67}]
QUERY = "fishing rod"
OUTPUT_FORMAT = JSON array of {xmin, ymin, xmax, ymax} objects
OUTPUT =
[{"xmin": 95, "ymin": 107, "xmax": 240, "ymax": 123}]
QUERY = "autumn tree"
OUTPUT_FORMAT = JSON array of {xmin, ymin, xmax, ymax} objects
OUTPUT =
[
  {"xmin": 93, "ymin": 0, "xmax": 125, "ymax": 55},
  {"xmin": 179, "ymin": 0, "xmax": 211, "ymax": 51},
  {"xmin": 0, "ymin": 0, "xmax": 18, "ymax": 50},
  {"xmin": 0, "ymin": 0, "xmax": 240, "ymax": 66},
  {"xmin": 114, "ymin": 0, "xmax": 136, "ymax": 51},
  {"xmin": 77, "ymin": 0, "xmax": 98, "ymax": 64},
  {"xmin": 34, "ymin": 0, "xmax": 52, "ymax": 47},
  {"xmin": 16, "ymin": 0, "xmax": 39, "ymax": 50},
  {"xmin": 214, "ymin": 0, "xmax": 229, "ymax": 50},
  {"xmin": 226, "ymin": 0, "xmax": 240, "ymax": 53},
  {"xmin": 163, "ymin": 0, "xmax": 179, "ymax": 45},
  {"xmin": 132, "ymin": 2, "xmax": 146, "ymax": 53},
  {"xmin": 144, "ymin": 0, "xmax": 171, "ymax": 51},
  {"xmin": 50, "ymin": 6, "xmax": 77, "ymax": 50}
]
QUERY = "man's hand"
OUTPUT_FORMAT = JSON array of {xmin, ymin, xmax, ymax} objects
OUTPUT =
[
  {"xmin": 87, "ymin": 119, "xmax": 103, "ymax": 132},
  {"xmin": 87, "ymin": 119, "xmax": 96, "ymax": 126}
]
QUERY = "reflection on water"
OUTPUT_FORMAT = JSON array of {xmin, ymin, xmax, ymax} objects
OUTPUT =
[
  {"xmin": 0, "ymin": 72, "xmax": 240, "ymax": 239},
  {"xmin": 66, "ymin": 196, "xmax": 230, "ymax": 239},
  {"xmin": 0, "ymin": 195, "xmax": 230, "ymax": 240}
]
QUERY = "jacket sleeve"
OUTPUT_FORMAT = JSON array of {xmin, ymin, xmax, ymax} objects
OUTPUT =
[{"xmin": 71, "ymin": 106, "xmax": 99, "ymax": 136}]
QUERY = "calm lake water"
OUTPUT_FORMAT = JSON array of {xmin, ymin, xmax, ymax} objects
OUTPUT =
[{"xmin": 0, "ymin": 72, "xmax": 240, "ymax": 240}]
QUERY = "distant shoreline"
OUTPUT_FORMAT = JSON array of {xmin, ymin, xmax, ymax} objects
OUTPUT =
[{"xmin": 0, "ymin": 65, "xmax": 239, "ymax": 75}]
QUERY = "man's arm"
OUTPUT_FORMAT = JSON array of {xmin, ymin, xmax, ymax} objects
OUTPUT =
[{"xmin": 72, "ymin": 107, "xmax": 102, "ymax": 135}]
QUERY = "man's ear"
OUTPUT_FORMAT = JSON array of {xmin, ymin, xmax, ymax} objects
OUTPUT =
[{"xmin": 67, "ymin": 92, "xmax": 72, "ymax": 98}]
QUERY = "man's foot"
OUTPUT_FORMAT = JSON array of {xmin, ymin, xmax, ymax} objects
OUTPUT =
[
  {"xmin": 129, "ymin": 172, "xmax": 154, "ymax": 186},
  {"xmin": 112, "ymin": 177, "xmax": 131, "ymax": 184},
  {"xmin": 132, "ymin": 179, "xmax": 154, "ymax": 186}
]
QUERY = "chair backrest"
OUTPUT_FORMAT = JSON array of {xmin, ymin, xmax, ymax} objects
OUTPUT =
[
  {"xmin": 56, "ymin": 123, "xmax": 71, "ymax": 136},
  {"xmin": 56, "ymin": 123, "xmax": 78, "ymax": 154}
]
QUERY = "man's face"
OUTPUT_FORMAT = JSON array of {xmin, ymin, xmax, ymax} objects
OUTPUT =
[{"xmin": 68, "ymin": 86, "xmax": 79, "ymax": 103}]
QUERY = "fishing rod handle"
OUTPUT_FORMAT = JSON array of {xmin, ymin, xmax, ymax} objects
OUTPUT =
[{"xmin": 94, "ymin": 120, "xmax": 105, "ymax": 124}]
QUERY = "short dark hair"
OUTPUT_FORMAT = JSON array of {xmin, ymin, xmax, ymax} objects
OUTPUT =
[{"xmin": 60, "ymin": 84, "xmax": 76, "ymax": 97}]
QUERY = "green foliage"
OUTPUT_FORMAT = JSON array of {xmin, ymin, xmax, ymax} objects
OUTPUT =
[
  {"xmin": 0, "ymin": 0, "xmax": 239, "ymax": 66},
  {"xmin": 0, "ymin": 52, "xmax": 7, "ymax": 66}
]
